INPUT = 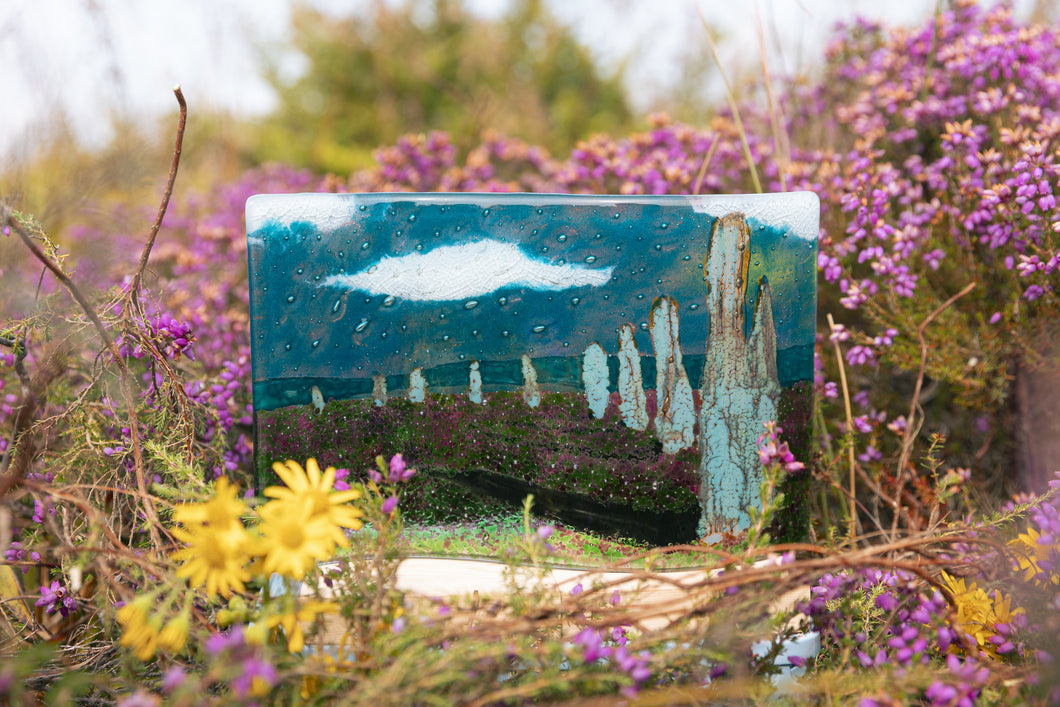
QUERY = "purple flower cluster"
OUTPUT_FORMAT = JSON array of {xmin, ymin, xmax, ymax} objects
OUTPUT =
[
  {"xmin": 756, "ymin": 422, "xmax": 805, "ymax": 472},
  {"xmin": 349, "ymin": 131, "xmax": 559, "ymax": 193},
  {"xmin": 799, "ymin": 565, "xmax": 1021, "ymax": 704},
  {"xmin": 35, "ymin": 580, "xmax": 77, "ymax": 618},
  {"xmin": 32, "ymin": 497, "xmax": 55, "ymax": 524},
  {"xmin": 367, "ymin": 453, "xmax": 417, "ymax": 485},
  {"xmin": 205, "ymin": 626, "xmax": 278, "ymax": 699},
  {"xmin": 3, "ymin": 541, "xmax": 41, "ymax": 573},
  {"xmin": 798, "ymin": 2, "xmax": 1060, "ymax": 373},
  {"xmin": 0, "ymin": 353, "xmax": 15, "ymax": 454},
  {"xmin": 572, "ymin": 626, "xmax": 651, "ymax": 693}
]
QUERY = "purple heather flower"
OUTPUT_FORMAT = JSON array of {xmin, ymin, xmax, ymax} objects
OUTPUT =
[
  {"xmin": 858, "ymin": 445, "xmax": 883, "ymax": 463},
  {"xmin": 32, "ymin": 498, "xmax": 55, "ymax": 524},
  {"xmin": 1024, "ymin": 284, "xmax": 1046, "ymax": 300},
  {"xmin": 231, "ymin": 657, "xmax": 277, "ymax": 699},
  {"xmin": 573, "ymin": 627, "xmax": 611, "ymax": 662},
  {"xmin": 3, "ymin": 541, "xmax": 38, "ymax": 573},
  {"xmin": 161, "ymin": 666, "xmax": 186, "ymax": 693},
  {"xmin": 846, "ymin": 345, "xmax": 876, "ymax": 367},
  {"xmin": 615, "ymin": 645, "xmax": 651, "ymax": 684},
  {"xmin": 852, "ymin": 416, "xmax": 874, "ymax": 434},
  {"xmin": 116, "ymin": 690, "xmax": 160, "ymax": 707},
  {"xmin": 381, "ymin": 495, "xmax": 399, "ymax": 515},
  {"xmin": 536, "ymin": 525, "xmax": 554, "ymax": 541},
  {"xmin": 35, "ymin": 580, "xmax": 76, "ymax": 618},
  {"xmin": 874, "ymin": 592, "xmax": 898, "ymax": 612},
  {"xmin": 388, "ymin": 454, "xmax": 416, "ymax": 483},
  {"xmin": 206, "ymin": 626, "xmax": 245, "ymax": 655}
]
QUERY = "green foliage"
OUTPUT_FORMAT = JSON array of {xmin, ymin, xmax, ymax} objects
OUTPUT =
[{"xmin": 252, "ymin": 0, "xmax": 633, "ymax": 174}]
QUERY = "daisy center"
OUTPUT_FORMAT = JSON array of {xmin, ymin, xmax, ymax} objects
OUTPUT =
[{"xmin": 276, "ymin": 519, "xmax": 307, "ymax": 549}]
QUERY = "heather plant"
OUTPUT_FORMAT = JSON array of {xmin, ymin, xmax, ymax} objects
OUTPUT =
[{"xmin": 790, "ymin": 1, "xmax": 1060, "ymax": 503}]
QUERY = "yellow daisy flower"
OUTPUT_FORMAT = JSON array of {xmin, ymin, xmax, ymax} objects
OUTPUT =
[
  {"xmin": 174, "ymin": 477, "xmax": 248, "ymax": 545},
  {"xmin": 255, "ymin": 497, "xmax": 340, "ymax": 579},
  {"xmin": 266, "ymin": 599, "xmax": 338, "ymax": 653},
  {"xmin": 1010, "ymin": 528, "xmax": 1060, "ymax": 586},
  {"xmin": 266, "ymin": 459, "xmax": 364, "ymax": 546},
  {"xmin": 991, "ymin": 589, "xmax": 1023, "ymax": 627},
  {"xmin": 172, "ymin": 522, "xmax": 253, "ymax": 598},
  {"xmin": 940, "ymin": 571, "xmax": 1024, "ymax": 658},
  {"xmin": 941, "ymin": 573, "xmax": 990, "ymax": 645}
]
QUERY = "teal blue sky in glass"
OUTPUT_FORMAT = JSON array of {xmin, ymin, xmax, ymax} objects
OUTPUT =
[{"xmin": 247, "ymin": 193, "xmax": 818, "ymax": 410}]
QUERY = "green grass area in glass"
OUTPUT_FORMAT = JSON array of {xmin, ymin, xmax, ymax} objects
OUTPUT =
[{"xmin": 395, "ymin": 514, "xmax": 722, "ymax": 569}]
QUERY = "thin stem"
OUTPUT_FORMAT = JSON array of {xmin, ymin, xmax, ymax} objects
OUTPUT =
[
  {"xmin": 697, "ymin": 9, "xmax": 763, "ymax": 194},
  {"xmin": 754, "ymin": 0, "xmax": 788, "ymax": 191},
  {"xmin": 691, "ymin": 134, "xmax": 720, "ymax": 195},
  {"xmin": 827, "ymin": 313, "xmax": 858, "ymax": 548},
  {"xmin": 893, "ymin": 281, "xmax": 977, "ymax": 537}
]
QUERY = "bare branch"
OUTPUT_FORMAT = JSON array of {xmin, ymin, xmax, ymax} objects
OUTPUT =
[
  {"xmin": 1, "ymin": 209, "xmax": 163, "ymax": 548},
  {"xmin": 129, "ymin": 85, "xmax": 187, "ymax": 303}
]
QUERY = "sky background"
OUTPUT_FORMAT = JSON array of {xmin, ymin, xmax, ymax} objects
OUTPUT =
[{"xmin": 2, "ymin": 0, "xmax": 1043, "ymax": 160}]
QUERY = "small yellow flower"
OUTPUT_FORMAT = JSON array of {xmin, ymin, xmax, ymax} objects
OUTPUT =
[
  {"xmin": 991, "ymin": 589, "xmax": 1021, "ymax": 627},
  {"xmin": 941, "ymin": 571, "xmax": 1024, "ymax": 658},
  {"xmin": 244, "ymin": 621, "xmax": 270, "ymax": 646},
  {"xmin": 266, "ymin": 600, "xmax": 338, "ymax": 653},
  {"xmin": 1010, "ymin": 528, "xmax": 1060, "ymax": 586},
  {"xmin": 157, "ymin": 611, "xmax": 190, "ymax": 654},
  {"xmin": 302, "ymin": 650, "xmax": 357, "ymax": 698},
  {"xmin": 120, "ymin": 614, "xmax": 163, "ymax": 661},
  {"xmin": 255, "ymin": 497, "xmax": 340, "ymax": 579},
  {"xmin": 266, "ymin": 459, "xmax": 364, "ymax": 546},
  {"xmin": 116, "ymin": 593, "xmax": 154, "ymax": 633},
  {"xmin": 173, "ymin": 522, "xmax": 253, "ymax": 598},
  {"xmin": 117, "ymin": 594, "xmax": 164, "ymax": 660}
]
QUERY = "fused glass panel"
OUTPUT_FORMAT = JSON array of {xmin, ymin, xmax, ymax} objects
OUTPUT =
[{"xmin": 247, "ymin": 193, "xmax": 818, "ymax": 559}]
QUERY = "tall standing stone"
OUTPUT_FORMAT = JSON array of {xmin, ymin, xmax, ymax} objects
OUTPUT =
[
  {"xmin": 650, "ymin": 295, "xmax": 696, "ymax": 454},
  {"xmin": 697, "ymin": 213, "xmax": 782, "ymax": 534},
  {"xmin": 582, "ymin": 343, "xmax": 610, "ymax": 419},
  {"xmin": 616, "ymin": 323, "xmax": 648, "ymax": 431}
]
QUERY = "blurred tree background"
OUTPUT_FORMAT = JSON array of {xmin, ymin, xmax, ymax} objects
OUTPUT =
[
  {"xmin": 249, "ymin": 0, "xmax": 634, "ymax": 174},
  {"xmin": 0, "ymin": 0, "xmax": 645, "ymax": 232}
]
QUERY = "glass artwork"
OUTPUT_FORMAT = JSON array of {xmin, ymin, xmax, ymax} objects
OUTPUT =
[{"xmin": 247, "ymin": 192, "xmax": 818, "ymax": 560}]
